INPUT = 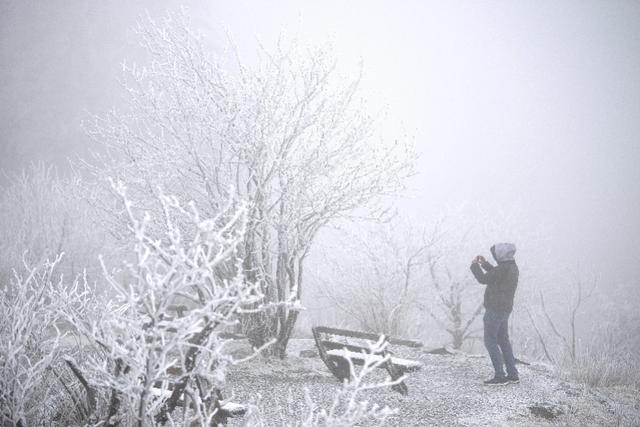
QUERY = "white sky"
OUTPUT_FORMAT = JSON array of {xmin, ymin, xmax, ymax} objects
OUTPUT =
[
  {"xmin": 1, "ymin": 0, "xmax": 639, "ymax": 285},
  {"xmin": 206, "ymin": 0, "xmax": 640, "ymax": 285}
]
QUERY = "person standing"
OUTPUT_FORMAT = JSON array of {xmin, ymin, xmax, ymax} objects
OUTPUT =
[{"xmin": 470, "ymin": 243, "xmax": 520, "ymax": 385}]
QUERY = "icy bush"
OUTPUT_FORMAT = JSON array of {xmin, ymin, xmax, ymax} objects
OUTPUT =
[
  {"xmin": 244, "ymin": 339, "xmax": 399, "ymax": 426},
  {"xmin": 57, "ymin": 181, "xmax": 273, "ymax": 425},
  {"xmin": 0, "ymin": 256, "xmax": 74, "ymax": 425}
]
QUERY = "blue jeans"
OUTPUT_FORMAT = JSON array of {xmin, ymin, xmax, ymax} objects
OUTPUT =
[{"xmin": 483, "ymin": 309, "xmax": 518, "ymax": 378}]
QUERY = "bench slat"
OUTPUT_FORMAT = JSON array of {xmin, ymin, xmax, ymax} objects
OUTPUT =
[
  {"xmin": 320, "ymin": 340, "xmax": 380, "ymax": 354},
  {"xmin": 326, "ymin": 349, "xmax": 423, "ymax": 371},
  {"xmin": 314, "ymin": 326, "xmax": 423, "ymax": 348}
]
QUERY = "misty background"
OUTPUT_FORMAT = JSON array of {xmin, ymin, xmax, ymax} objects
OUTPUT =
[{"xmin": 2, "ymin": 0, "xmax": 639, "ymax": 350}]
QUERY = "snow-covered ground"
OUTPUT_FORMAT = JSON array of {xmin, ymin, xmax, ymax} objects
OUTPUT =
[{"xmin": 223, "ymin": 339, "xmax": 640, "ymax": 426}]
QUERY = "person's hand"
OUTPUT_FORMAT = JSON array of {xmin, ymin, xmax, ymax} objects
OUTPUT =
[
  {"xmin": 472, "ymin": 256, "xmax": 481, "ymax": 264},
  {"xmin": 477, "ymin": 255, "xmax": 486, "ymax": 264}
]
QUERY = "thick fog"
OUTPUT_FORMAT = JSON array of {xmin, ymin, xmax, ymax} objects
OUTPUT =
[
  {"xmin": 2, "ymin": 0, "xmax": 640, "ymax": 349},
  {"xmin": 2, "ymin": 1, "xmax": 640, "ymax": 424},
  {"xmin": 3, "ymin": 0, "xmax": 639, "ymax": 286}
]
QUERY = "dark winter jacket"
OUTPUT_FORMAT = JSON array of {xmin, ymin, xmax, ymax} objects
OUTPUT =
[{"xmin": 470, "ymin": 243, "xmax": 519, "ymax": 313}]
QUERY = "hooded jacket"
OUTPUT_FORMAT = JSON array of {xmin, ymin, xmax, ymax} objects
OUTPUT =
[{"xmin": 470, "ymin": 243, "xmax": 519, "ymax": 313}]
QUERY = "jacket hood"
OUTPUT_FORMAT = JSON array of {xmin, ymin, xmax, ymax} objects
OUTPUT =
[{"xmin": 490, "ymin": 243, "xmax": 516, "ymax": 262}]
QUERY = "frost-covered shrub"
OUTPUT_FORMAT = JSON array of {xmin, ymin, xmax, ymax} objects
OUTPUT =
[
  {"xmin": 58, "ymin": 181, "xmax": 277, "ymax": 425},
  {"xmin": 244, "ymin": 339, "xmax": 399, "ymax": 426},
  {"xmin": 0, "ymin": 256, "xmax": 77, "ymax": 425},
  {"xmin": 561, "ymin": 349, "xmax": 640, "ymax": 389},
  {"xmin": 1, "ymin": 179, "xmax": 279, "ymax": 426}
]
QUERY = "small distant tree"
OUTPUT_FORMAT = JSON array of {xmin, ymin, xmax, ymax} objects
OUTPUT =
[
  {"xmin": 0, "ymin": 162, "xmax": 102, "ymax": 283},
  {"xmin": 526, "ymin": 276, "xmax": 596, "ymax": 363},
  {"xmin": 316, "ymin": 219, "xmax": 486, "ymax": 348},
  {"xmin": 85, "ymin": 11, "xmax": 414, "ymax": 357},
  {"xmin": 415, "ymin": 207, "xmax": 545, "ymax": 351},
  {"xmin": 420, "ymin": 252, "xmax": 483, "ymax": 350},
  {"xmin": 315, "ymin": 222, "xmax": 433, "ymax": 337}
]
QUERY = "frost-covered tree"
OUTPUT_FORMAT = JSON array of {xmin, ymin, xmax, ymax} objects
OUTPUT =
[
  {"xmin": 421, "ymin": 251, "xmax": 483, "ymax": 350},
  {"xmin": 314, "ymin": 222, "xmax": 433, "ymax": 338},
  {"xmin": 313, "ymin": 215, "xmax": 497, "ymax": 349},
  {"xmin": 85, "ymin": 11, "xmax": 414, "ymax": 357},
  {"xmin": 0, "ymin": 162, "xmax": 102, "ymax": 283}
]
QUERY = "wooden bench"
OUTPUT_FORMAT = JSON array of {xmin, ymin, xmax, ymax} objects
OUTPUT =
[
  {"xmin": 312, "ymin": 326, "xmax": 423, "ymax": 395},
  {"xmin": 150, "ymin": 305, "xmax": 247, "ymax": 424}
]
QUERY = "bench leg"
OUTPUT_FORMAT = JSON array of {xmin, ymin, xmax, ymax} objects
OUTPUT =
[
  {"xmin": 383, "ymin": 359, "xmax": 408, "ymax": 396},
  {"xmin": 313, "ymin": 327, "xmax": 353, "ymax": 383},
  {"xmin": 391, "ymin": 381, "xmax": 408, "ymax": 396},
  {"xmin": 332, "ymin": 357, "xmax": 352, "ymax": 383}
]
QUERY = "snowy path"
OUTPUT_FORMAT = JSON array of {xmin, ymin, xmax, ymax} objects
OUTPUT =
[{"xmin": 224, "ymin": 339, "xmax": 639, "ymax": 426}]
